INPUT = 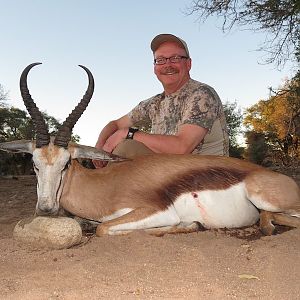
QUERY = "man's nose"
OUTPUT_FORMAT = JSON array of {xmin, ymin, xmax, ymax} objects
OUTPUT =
[{"xmin": 165, "ymin": 58, "xmax": 173, "ymax": 65}]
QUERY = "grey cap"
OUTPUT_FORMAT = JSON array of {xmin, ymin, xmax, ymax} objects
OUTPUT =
[{"xmin": 150, "ymin": 33, "xmax": 190, "ymax": 58}]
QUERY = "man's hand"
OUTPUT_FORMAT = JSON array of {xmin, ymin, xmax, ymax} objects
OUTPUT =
[
  {"xmin": 93, "ymin": 137, "xmax": 106, "ymax": 169},
  {"xmin": 93, "ymin": 128, "xmax": 128, "ymax": 168},
  {"xmin": 93, "ymin": 159, "xmax": 108, "ymax": 169},
  {"xmin": 102, "ymin": 128, "xmax": 128, "ymax": 153}
]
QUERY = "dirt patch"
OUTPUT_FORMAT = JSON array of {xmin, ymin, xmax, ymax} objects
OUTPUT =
[{"xmin": 1, "ymin": 174, "xmax": 300, "ymax": 299}]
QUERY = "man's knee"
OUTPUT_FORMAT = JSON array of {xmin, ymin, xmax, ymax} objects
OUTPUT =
[{"xmin": 113, "ymin": 140, "xmax": 154, "ymax": 158}]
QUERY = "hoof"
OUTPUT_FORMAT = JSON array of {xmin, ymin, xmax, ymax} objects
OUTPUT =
[
  {"xmin": 260, "ymin": 223, "xmax": 276, "ymax": 236},
  {"xmin": 260, "ymin": 210, "xmax": 276, "ymax": 236}
]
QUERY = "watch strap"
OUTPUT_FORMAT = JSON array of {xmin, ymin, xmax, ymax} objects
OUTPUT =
[{"xmin": 126, "ymin": 127, "xmax": 139, "ymax": 139}]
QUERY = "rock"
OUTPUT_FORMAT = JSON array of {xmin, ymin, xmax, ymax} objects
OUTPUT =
[{"xmin": 13, "ymin": 216, "xmax": 82, "ymax": 249}]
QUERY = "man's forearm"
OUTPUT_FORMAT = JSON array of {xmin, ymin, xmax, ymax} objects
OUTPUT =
[{"xmin": 133, "ymin": 131, "xmax": 193, "ymax": 154}]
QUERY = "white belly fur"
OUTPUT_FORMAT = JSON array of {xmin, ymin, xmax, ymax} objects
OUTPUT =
[{"xmin": 173, "ymin": 182, "xmax": 259, "ymax": 228}]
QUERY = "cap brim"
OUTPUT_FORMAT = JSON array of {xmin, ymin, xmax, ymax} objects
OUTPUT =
[{"xmin": 151, "ymin": 34, "xmax": 190, "ymax": 57}]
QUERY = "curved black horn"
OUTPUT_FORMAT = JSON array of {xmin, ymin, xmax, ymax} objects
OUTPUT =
[
  {"xmin": 20, "ymin": 63, "xmax": 50, "ymax": 148},
  {"xmin": 54, "ymin": 65, "xmax": 94, "ymax": 148}
]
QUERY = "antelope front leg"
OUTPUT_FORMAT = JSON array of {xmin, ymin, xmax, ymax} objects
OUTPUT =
[
  {"xmin": 96, "ymin": 206, "xmax": 180, "ymax": 236},
  {"xmin": 145, "ymin": 222, "xmax": 203, "ymax": 237}
]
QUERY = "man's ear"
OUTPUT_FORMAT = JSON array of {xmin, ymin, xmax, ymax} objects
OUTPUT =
[
  {"xmin": 187, "ymin": 58, "xmax": 192, "ymax": 71},
  {"xmin": 0, "ymin": 140, "xmax": 35, "ymax": 154}
]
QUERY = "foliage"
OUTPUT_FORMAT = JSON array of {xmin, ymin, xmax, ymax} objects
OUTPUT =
[
  {"xmin": 244, "ymin": 77, "xmax": 300, "ymax": 164},
  {"xmin": 0, "ymin": 107, "xmax": 34, "ymax": 141},
  {"xmin": 186, "ymin": 0, "xmax": 300, "ymax": 68},
  {"xmin": 223, "ymin": 101, "xmax": 244, "ymax": 157},
  {"xmin": 244, "ymin": 131, "xmax": 269, "ymax": 164}
]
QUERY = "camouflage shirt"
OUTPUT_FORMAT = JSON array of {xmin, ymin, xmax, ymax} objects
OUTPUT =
[{"xmin": 128, "ymin": 78, "xmax": 229, "ymax": 156}]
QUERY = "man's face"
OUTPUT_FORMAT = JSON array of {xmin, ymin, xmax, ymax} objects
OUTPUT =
[{"xmin": 154, "ymin": 41, "xmax": 191, "ymax": 94}]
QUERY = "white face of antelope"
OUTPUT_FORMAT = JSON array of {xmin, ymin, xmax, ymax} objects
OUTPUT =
[
  {"xmin": 11, "ymin": 63, "xmax": 98, "ymax": 215},
  {"xmin": 32, "ymin": 144, "xmax": 71, "ymax": 216}
]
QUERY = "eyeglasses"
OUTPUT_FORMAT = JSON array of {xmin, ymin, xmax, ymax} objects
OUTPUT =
[{"xmin": 154, "ymin": 55, "xmax": 189, "ymax": 65}]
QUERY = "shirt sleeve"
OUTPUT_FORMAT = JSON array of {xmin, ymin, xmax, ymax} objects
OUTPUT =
[{"xmin": 182, "ymin": 85, "xmax": 221, "ymax": 130}]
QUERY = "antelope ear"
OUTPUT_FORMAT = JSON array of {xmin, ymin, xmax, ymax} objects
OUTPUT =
[
  {"xmin": 68, "ymin": 143, "xmax": 127, "ymax": 161},
  {"xmin": 0, "ymin": 140, "xmax": 35, "ymax": 154}
]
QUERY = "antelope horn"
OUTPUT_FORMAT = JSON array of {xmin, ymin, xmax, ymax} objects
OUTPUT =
[
  {"xmin": 54, "ymin": 65, "xmax": 94, "ymax": 148},
  {"xmin": 20, "ymin": 62, "xmax": 50, "ymax": 148}
]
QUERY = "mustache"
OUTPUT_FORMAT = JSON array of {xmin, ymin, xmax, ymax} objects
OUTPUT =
[{"xmin": 160, "ymin": 66, "xmax": 179, "ymax": 75}]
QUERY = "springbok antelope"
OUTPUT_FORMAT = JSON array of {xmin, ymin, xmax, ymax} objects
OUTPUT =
[{"xmin": 1, "ymin": 63, "xmax": 300, "ymax": 237}]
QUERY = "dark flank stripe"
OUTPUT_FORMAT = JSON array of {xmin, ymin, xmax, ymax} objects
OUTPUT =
[{"xmin": 157, "ymin": 167, "xmax": 248, "ymax": 205}]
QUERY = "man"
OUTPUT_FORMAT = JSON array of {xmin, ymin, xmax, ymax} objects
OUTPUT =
[{"xmin": 94, "ymin": 33, "xmax": 229, "ymax": 167}]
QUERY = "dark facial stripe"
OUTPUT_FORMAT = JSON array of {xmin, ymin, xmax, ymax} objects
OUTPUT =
[{"xmin": 158, "ymin": 167, "xmax": 248, "ymax": 205}]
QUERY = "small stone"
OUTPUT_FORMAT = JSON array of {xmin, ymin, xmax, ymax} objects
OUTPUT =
[{"xmin": 13, "ymin": 216, "xmax": 82, "ymax": 249}]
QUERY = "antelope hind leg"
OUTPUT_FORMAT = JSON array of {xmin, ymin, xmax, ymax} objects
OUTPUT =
[
  {"xmin": 260, "ymin": 210, "xmax": 300, "ymax": 236},
  {"xmin": 260, "ymin": 210, "xmax": 276, "ymax": 236},
  {"xmin": 272, "ymin": 213, "xmax": 300, "ymax": 228},
  {"xmin": 96, "ymin": 207, "xmax": 180, "ymax": 236}
]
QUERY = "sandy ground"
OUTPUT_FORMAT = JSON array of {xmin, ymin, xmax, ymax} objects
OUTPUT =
[{"xmin": 1, "ymin": 172, "xmax": 300, "ymax": 300}]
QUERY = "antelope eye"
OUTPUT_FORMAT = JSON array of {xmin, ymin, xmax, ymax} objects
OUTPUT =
[
  {"xmin": 62, "ymin": 158, "xmax": 71, "ymax": 171},
  {"xmin": 33, "ymin": 163, "xmax": 39, "ymax": 171}
]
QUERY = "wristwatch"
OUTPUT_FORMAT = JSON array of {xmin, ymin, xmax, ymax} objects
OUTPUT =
[{"xmin": 126, "ymin": 127, "xmax": 139, "ymax": 139}]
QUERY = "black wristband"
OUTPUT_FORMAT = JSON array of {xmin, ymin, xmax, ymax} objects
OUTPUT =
[{"xmin": 126, "ymin": 127, "xmax": 139, "ymax": 139}]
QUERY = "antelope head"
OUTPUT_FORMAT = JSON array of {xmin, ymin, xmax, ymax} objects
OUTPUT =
[{"xmin": 0, "ymin": 63, "xmax": 123, "ymax": 215}]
